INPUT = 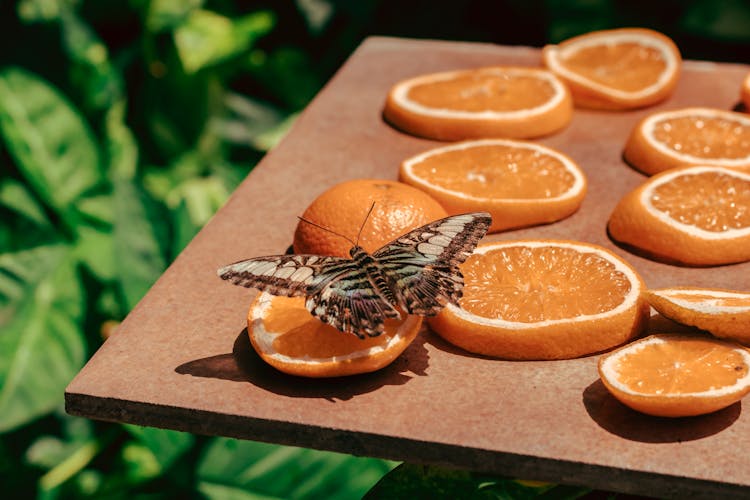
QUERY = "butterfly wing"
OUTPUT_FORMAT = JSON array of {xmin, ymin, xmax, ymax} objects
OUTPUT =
[
  {"xmin": 218, "ymin": 254, "xmax": 399, "ymax": 338},
  {"xmin": 217, "ymin": 254, "xmax": 347, "ymax": 296},
  {"xmin": 306, "ymin": 262, "xmax": 401, "ymax": 338},
  {"xmin": 372, "ymin": 212, "xmax": 492, "ymax": 315}
]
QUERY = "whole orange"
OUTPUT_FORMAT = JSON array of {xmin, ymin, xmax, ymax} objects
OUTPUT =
[{"xmin": 293, "ymin": 179, "xmax": 448, "ymax": 257}]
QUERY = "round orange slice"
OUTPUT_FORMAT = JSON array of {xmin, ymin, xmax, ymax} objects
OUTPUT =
[
  {"xmin": 741, "ymin": 73, "xmax": 750, "ymax": 112},
  {"xmin": 247, "ymin": 293, "xmax": 421, "ymax": 377},
  {"xmin": 599, "ymin": 333, "xmax": 750, "ymax": 417},
  {"xmin": 428, "ymin": 240, "xmax": 648, "ymax": 360},
  {"xmin": 623, "ymin": 107, "xmax": 750, "ymax": 175},
  {"xmin": 399, "ymin": 139, "xmax": 587, "ymax": 233},
  {"xmin": 608, "ymin": 165, "xmax": 750, "ymax": 266},
  {"xmin": 542, "ymin": 28, "xmax": 681, "ymax": 110},
  {"xmin": 644, "ymin": 287, "xmax": 750, "ymax": 344},
  {"xmin": 383, "ymin": 66, "xmax": 573, "ymax": 141}
]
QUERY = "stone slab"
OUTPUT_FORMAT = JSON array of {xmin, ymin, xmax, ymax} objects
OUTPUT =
[{"xmin": 66, "ymin": 37, "xmax": 750, "ymax": 498}]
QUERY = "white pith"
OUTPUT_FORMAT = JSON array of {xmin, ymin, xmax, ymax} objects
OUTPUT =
[
  {"xmin": 393, "ymin": 67, "xmax": 566, "ymax": 120},
  {"xmin": 545, "ymin": 31, "xmax": 678, "ymax": 100},
  {"xmin": 445, "ymin": 241, "xmax": 641, "ymax": 328},
  {"xmin": 642, "ymin": 108, "xmax": 750, "ymax": 166},
  {"xmin": 402, "ymin": 139, "xmax": 586, "ymax": 203},
  {"xmin": 640, "ymin": 165, "xmax": 750, "ymax": 240},
  {"xmin": 249, "ymin": 292, "xmax": 419, "ymax": 364},
  {"xmin": 653, "ymin": 288, "xmax": 750, "ymax": 314},
  {"xmin": 600, "ymin": 335, "xmax": 750, "ymax": 398}
]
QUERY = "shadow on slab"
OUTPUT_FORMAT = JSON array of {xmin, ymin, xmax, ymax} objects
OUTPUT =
[
  {"xmin": 583, "ymin": 379, "xmax": 740, "ymax": 443},
  {"xmin": 175, "ymin": 326, "xmax": 430, "ymax": 401}
]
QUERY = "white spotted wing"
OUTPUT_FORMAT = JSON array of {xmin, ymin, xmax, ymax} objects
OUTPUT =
[{"xmin": 218, "ymin": 212, "xmax": 491, "ymax": 338}]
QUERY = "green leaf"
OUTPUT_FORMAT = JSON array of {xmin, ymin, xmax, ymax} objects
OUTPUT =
[
  {"xmin": 59, "ymin": 7, "xmax": 124, "ymax": 111},
  {"xmin": 218, "ymin": 92, "xmax": 297, "ymax": 151},
  {"xmin": 246, "ymin": 47, "xmax": 321, "ymax": 110},
  {"xmin": 364, "ymin": 464, "xmax": 591, "ymax": 500},
  {"xmin": 123, "ymin": 425, "xmax": 194, "ymax": 471},
  {"xmin": 73, "ymin": 225, "xmax": 115, "ymax": 281},
  {"xmin": 74, "ymin": 194, "xmax": 114, "ymax": 227},
  {"xmin": 16, "ymin": 0, "xmax": 77, "ymax": 22},
  {"xmin": 0, "ymin": 67, "xmax": 102, "ymax": 228},
  {"xmin": 174, "ymin": 9, "xmax": 275, "ymax": 73},
  {"xmin": 146, "ymin": 0, "xmax": 204, "ymax": 32},
  {"xmin": 0, "ymin": 177, "xmax": 51, "ymax": 228},
  {"xmin": 0, "ymin": 245, "xmax": 86, "ymax": 432},
  {"xmin": 113, "ymin": 177, "xmax": 168, "ymax": 312},
  {"xmin": 197, "ymin": 438, "xmax": 395, "ymax": 499},
  {"xmin": 169, "ymin": 175, "xmax": 228, "ymax": 254},
  {"xmin": 105, "ymin": 100, "xmax": 138, "ymax": 180}
]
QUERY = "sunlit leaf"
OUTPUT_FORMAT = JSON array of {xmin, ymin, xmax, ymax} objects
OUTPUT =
[
  {"xmin": 16, "ymin": 0, "xmax": 77, "ymax": 23},
  {"xmin": 197, "ymin": 438, "xmax": 395, "ymax": 499},
  {"xmin": 105, "ymin": 100, "xmax": 138, "ymax": 180},
  {"xmin": 146, "ymin": 0, "xmax": 204, "ymax": 32},
  {"xmin": 113, "ymin": 178, "xmax": 168, "ymax": 312},
  {"xmin": 295, "ymin": 0, "xmax": 334, "ymax": 34},
  {"xmin": 169, "ymin": 176, "xmax": 228, "ymax": 255},
  {"xmin": 73, "ymin": 225, "xmax": 115, "ymax": 281},
  {"xmin": 0, "ymin": 178, "xmax": 50, "ymax": 228},
  {"xmin": 0, "ymin": 245, "xmax": 85, "ymax": 432},
  {"xmin": 174, "ymin": 9, "xmax": 275, "ymax": 73},
  {"xmin": 217, "ymin": 92, "xmax": 297, "ymax": 151},
  {"xmin": 0, "ymin": 67, "xmax": 102, "ymax": 227},
  {"xmin": 74, "ymin": 194, "xmax": 114, "ymax": 227},
  {"xmin": 124, "ymin": 425, "xmax": 194, "ymax": 471}
]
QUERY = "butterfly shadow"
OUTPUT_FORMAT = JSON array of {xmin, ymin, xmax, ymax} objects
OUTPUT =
[
  {"xmin": 582, "ymin": 378, "xmax": 741, "ymax": 443},
  {"xmin": 175, "ymin": 326, "xmax": 431, "ymax": 401}
]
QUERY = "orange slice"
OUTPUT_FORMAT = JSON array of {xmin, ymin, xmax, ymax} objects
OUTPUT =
[
  {"xmin": 383, "ymin": 66, "xmax": 573, "ymax": 141},
  {"xmin": 428, "ymin": 240, "xmax": 647, "ymax": 360},
  {"xmin": 741, "ymin": 73, "xmax": 750, "ymax": 112},
  {"xmin": 608, "ymin": 165, "xmax": 750, "ymax": 266},
  {"xmin": 644, "ymin": 287, "xmax": 750, "ymax": 344},
  {"xmin": 542, "ymin": 28, "xmax": 681, "ymax": 110},
  {"xmin": 399, "ymin": 139, "xmax": 587, "ymax": 233},
  {"xmin": 247, "ymin": 292, "xmax": 422, "ymax": 377},
  {"xmin": 598, "ymin": 333, "xmax": 750, "ymax": 417},
  {"xmin": 623, "ymin": 107, "xmax": 750, "ymax": 175}
]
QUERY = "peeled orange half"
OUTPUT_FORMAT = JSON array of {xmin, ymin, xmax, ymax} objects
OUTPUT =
[
  {"xmin": 399, "ymin": 139, "xmax": 587, "ymax": 233},
  {"xmin": 624, "ymin": 107, "xmax": 750, "ymax": 175},
  {"xmin": 542, "ymin": 28, "xmax": 681, "ymax": 110},
  {"xmin": 608, "ymin": 165, "xmax": 750, "ymax": 266},
  {"xmin": 741, "ymin": 73, "xmax": 750, "ymax": 112},
  {"xmin": 428, "ymin": 240, "xmax": 647, "ymax": 360},
  {"xmin": 645, "ymin": 287, "xmax": 750, "ymax": 344},
  {"xmin": 247, "ymin": 293, "xmax": 422, "ymax": 377},
  {"xmin": 599, "ymin": 334, "xmax": 750, "ymax": 417},
  {"xmin": 383, "ymin": 66, "xmax": 572, "ymax": 141}
]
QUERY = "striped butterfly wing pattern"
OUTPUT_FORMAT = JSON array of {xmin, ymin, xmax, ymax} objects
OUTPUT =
[
  {"xmin": 218, "ymin": 212, "xmax": 491, "ymax": 338},
  {"xmin": 373, "ymin": 212, "xmax": 492, "ymax": 316}
]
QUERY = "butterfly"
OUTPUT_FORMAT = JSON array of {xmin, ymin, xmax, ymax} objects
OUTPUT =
[{"xmin": 217, "ymin": 211, "xmax": 491, "ymax": 339}]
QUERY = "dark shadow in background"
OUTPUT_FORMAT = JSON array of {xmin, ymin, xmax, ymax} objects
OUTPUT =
[{"xmin": 176, "ymin": 325, "xmax": 430, "ymax": 402}]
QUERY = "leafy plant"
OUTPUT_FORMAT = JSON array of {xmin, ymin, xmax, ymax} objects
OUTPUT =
[
  {"xmin": 0, "ymin": 0, "xmax": 392, "ymax": 497},
  {"xmin": 2, "ymin": 0, "xmax": 748, "ymax": 497}
]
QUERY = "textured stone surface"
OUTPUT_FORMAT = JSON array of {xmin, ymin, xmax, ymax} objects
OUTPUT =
[{"xmin": 66, "ymin": 37, "xmax": 750, "ymax": 498}]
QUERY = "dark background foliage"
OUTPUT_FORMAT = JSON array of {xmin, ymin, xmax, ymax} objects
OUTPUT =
[{"xmin": 0, "ymin": 0, "xmax": 748, "ymax": 498}]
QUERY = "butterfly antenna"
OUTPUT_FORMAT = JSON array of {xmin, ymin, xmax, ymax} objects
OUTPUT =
[
  {"xmin": 355, "ymin": 202, "xmax": 376, "ymax": 247},
  {"xmin": 297, "ymin": 216, "xmax": 356, "ymax": 246}
]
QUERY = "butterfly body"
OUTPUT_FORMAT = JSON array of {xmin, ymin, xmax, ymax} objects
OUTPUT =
[{"xmin": 219, "ymin": 212, "xmax": 491, "ymax": 338}]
